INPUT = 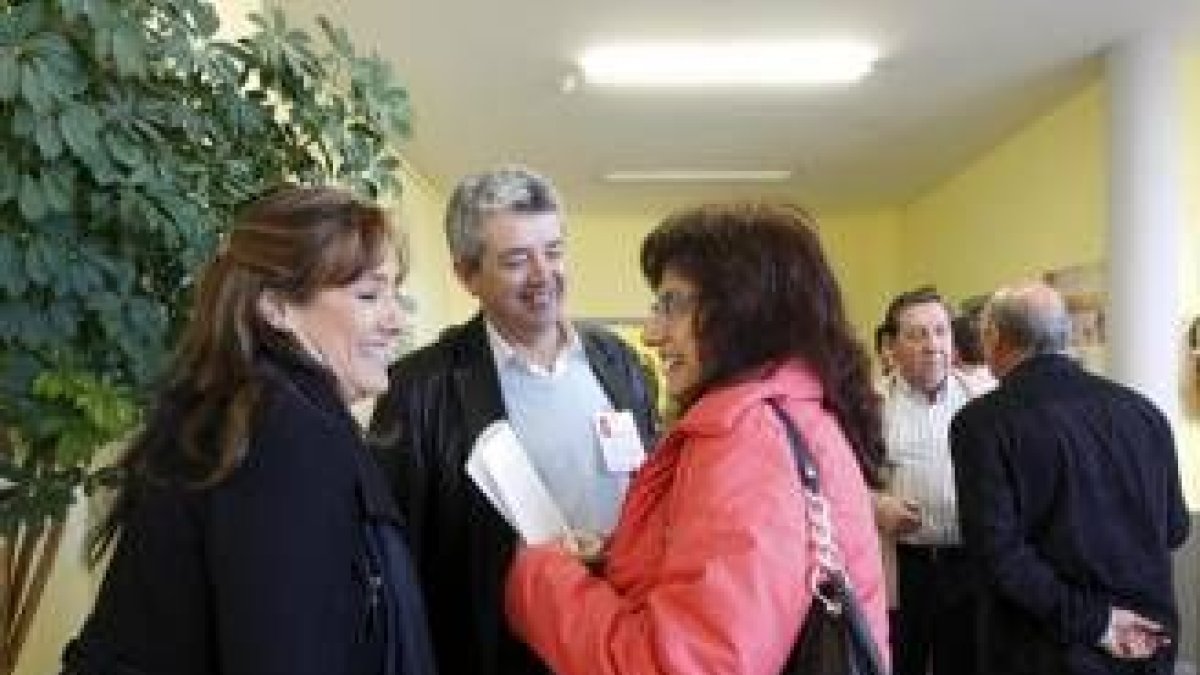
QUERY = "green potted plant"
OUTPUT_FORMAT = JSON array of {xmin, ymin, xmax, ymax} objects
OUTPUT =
[{"xmin": 0, "ymin": 1, "xmax": 410, "ymax": 670}]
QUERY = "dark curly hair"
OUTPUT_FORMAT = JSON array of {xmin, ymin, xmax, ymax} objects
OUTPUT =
[{"xmin": 641, "ymin": 203, "xmax": 884, "ymax": 487}]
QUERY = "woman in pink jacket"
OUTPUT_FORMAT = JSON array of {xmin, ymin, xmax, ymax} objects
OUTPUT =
[{"xmin": 506, "ymin": 203, "xmax": 890, "ymax": 674}]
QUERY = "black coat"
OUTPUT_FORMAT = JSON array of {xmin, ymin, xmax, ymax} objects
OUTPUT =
[
  {"xmin": 64, "ymin": 352, "xmax": 435, "ymax": 675},
  {"xmin": 950, "ymin": 354, "xmax": 1190, "ymax": 675},
  {"xmin": 368, "ymin": 315, "xmax": 658, "ymax": 675}
]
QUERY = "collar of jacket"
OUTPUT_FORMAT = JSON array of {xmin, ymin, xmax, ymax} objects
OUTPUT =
[
  {"xmin": 669, "ymin": 359, "xmax": 823, "ymax": 439},
  {"xmin": 448, "ymin": 313, "xmax": 653, "ymax": 444},
  {"xmin": 260, "ymin": 345, "xmax": 401, "ymax": 523},
  {"xmin": 1002, "ymin": 351, "xmax": 1078, "ymax": 385}
]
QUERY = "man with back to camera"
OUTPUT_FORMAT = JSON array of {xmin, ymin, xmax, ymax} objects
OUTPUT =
[
  {"xmin": 875, "ymin": 286, "xmax": 990, "ymax": 675},
  {"xmin": 369, "ymin": 165, "xmax": 658, "ymax": 675},
  {"xmin": 950, "ymin": 283, "xmax": 1189, "ymax": 674}
]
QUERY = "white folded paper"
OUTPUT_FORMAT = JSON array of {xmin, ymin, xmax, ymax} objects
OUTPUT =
[{"xmin": 465, "ymin": 420, "xmax": 570, "ymax": 545}]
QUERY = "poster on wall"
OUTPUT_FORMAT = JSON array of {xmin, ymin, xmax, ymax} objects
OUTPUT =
[{"xmin": 1043, "ymin": 262, "xmax": 1107, "ymax": 374}]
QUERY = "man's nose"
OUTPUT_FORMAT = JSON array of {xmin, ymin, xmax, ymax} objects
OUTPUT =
[
  {"xmin": 527, "ymin": 253, "xmax": 552, "ymax": 283},
  {"xmin": 922, "ymin": 339, "xmax": 947, "ymax": 356}
]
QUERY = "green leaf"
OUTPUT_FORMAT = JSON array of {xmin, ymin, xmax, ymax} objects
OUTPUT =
[
  {"xmin": 0, "ymin": 302, "xmax": 20, "ymax": 340},
  {"xmin": 28, "ymin": 34, "xmax": 83, "ymax": 103},
  {"xmin": 68, "ymin": 258, "xmax": 102, "ymax": 297},
  {"xmin": 86, "ymin": 291, "xmax": 119, "ymax": 328},
  {"xmin": 55, "ymin": 426, "xmax": 97, "ymax": 466},
  {"xmin": 92, "ymin": 25, "xmax": 111, "ymax": 63},
  {"xmin": 10, "ymin": 301, "xmax": 47, "ymax": 347},
  {"xmin": 12, "ymin": 104, "xmax": 36, "ymax": 139},
  {"xmin": 195, "ymin": 3, "xmax": 221, "ymax": 38},
  {"xmin": 24, "ymin": 236, "xmax": 51, "ymax": 286},
  {"xmin": 108, "ymin": 259, "xmax": 134, "ymax": 293},
  {"xmin": 126, "ymin": 161, "xmax": 156, "ymax": 186},
  {"xmin": 46, "ymin": 299, "xmax": 79, "ymax": 341},
  {"xmin": 0, "ymin": 162, "xmax": 16, "ymax": 206},
  {"xmin": 86, "ymin": 150, "xmax": 121, "ymax": 186},
  {"xmin": 58, "ymin": 0, "xmax": 86, "ymax": 22},
  {"xmin": 35, "ymin": 116, "xmax": 64, "ymax": 160},
  {"xmin": 59, "ymin": 103, "xmax": 103, "ymax": 163},
  {"xmin": 19, "ymin": 60, "xmax": 51, "ymax": 114},
  {"xmin": 103, "ymin": 129, "xmax": 142, "ymax": 168},
  {"xmin": 3, "ymin": 4, "xmax": 45, "ymax": 43},
  {"xmin": 0, "ymin": 46, "xmax": 19, "ymax": 101},
  {"xmin": 111, "ymin": 25, "xmax": 145, "ymax": 77},
  {"xmin": 0, "ymin": 238, "xmax": 20, "ymax": 296},
  {"xmin": 18, "ymin": 173, "xmax": 47, "ymax": 222},
  {"xmin": 41, "ymin": 166, "xmax": 73, "ymax": 213}
]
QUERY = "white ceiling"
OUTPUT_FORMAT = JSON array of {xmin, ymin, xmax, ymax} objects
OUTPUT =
[{"xmin": 279, "ymin": 0, "xmax": 1200, "ymax": 214}]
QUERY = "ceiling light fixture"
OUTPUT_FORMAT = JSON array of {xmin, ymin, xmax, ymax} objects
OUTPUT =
[
  {"xmin": 603, "ymin": 169, "xmax": 793, "ymax": 183},
  {"xmin": 578, "ymin": 40, "xmax": 879, "ymax": 87}
]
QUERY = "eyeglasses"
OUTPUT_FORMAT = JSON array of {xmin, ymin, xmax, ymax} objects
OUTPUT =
[{"xmin": 649, "ymin": 290, "xmax": 697, "ymax": 320}]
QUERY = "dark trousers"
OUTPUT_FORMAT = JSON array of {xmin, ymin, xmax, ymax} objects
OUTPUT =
[{"xmin": 894, "ymin": 544, "xmax": 982, "ymax": 675}]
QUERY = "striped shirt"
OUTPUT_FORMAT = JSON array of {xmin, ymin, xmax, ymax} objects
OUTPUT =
[{"xmin": 882, "ymin": 370, "xmax": 986, "ymax": 547}]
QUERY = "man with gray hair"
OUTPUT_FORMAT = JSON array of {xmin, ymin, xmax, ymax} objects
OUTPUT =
[
  {"xmin": 950, "ymin": 282, "xmax": 1190, "ymax": 674},
  {"xmin": 370, "ymin": 165, "xmax": 658, "ymax": 675}
]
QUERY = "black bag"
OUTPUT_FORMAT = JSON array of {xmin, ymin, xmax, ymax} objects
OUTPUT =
[{"xmin": 768, "ymin": 400, "xmax": 888, "ymax": 675}]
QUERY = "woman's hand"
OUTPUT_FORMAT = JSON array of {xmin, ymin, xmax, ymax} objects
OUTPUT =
[{"xmin": 552, "ymin": 530, "xmax": 607, "ymax": 567}]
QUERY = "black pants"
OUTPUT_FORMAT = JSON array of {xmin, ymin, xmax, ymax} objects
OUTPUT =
[{"xmin": 894, "ymin": 544, "xmax": 982, "ymax": 675}]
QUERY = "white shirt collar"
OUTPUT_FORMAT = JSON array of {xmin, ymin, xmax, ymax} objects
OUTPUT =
[
  {"xmin": 484, "ymin": 319, "xmax": 582, "ymax": 378},
  {"xmin": 889, "ymin": 369, "xmax": 971, "ymax": 406}
]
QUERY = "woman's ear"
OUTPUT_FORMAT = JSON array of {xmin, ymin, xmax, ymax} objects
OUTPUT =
[{"xmin": 256, "ymin": 292, "xmax": 290, "ymax": 333}]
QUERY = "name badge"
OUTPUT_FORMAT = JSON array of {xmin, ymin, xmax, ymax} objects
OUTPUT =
[{"xmin": 593, "ymin": 410, "xmax": 646, "ymax": 473}]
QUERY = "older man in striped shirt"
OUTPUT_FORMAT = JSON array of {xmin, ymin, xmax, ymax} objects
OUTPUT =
[{"xmin": 875, "ymin": 286, "xmax": 991, "ymax": 675}]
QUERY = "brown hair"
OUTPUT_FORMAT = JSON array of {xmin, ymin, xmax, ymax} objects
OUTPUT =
[
  {"xmin": 93, "ymin": 186, "xmax": 402, "ymax": 559},
  {"xmin": 641, "ymin": 203, "xmax": 883, "ymax": 486},
  {"xmin": 879, "ymin": 285, "xmax": 950, "ymax": 341}
]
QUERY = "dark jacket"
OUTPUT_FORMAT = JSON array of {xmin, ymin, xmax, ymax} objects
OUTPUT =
[
  {"xmin": 368, "ymin": 315, "xmax": 658, "ymax": 675},
  {"xmin": 950, "ymin": 354, "xmax": 1190, "ymax": 675},
  {"xmin": 64, "ymin": 351, "xmax": 435, "ymax": 675}
]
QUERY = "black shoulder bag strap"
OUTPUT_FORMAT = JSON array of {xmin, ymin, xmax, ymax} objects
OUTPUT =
[{"xmin": 767, "ymin": 399, "xmax": 888, "ymax": 675}]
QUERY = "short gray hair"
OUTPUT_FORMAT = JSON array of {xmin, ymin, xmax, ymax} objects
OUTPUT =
[
  {"xmin": 444, "ymin": 165, "xmax": 562, "ymax": 268},
  {"xmin": 986, "ymin": 285, "xmax": 1071, "ymax": 356}
]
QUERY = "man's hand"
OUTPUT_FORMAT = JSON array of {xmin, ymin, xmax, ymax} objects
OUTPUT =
[
  {"xmin": 873, "ymin": 492, "xmax": 922, "ymax": 536},
  {"xmin": 1099, "ymin": 607, "xmax": 1170, "ymax": 660}
]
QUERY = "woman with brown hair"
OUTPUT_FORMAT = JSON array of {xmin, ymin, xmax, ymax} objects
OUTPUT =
[
  {"xmin": 506, "ymin": 203, "xmax": 889, "ymax": 674},
  {"xmin": 62, "ymin": 187, "xmax": 435, "ymax": 675}
]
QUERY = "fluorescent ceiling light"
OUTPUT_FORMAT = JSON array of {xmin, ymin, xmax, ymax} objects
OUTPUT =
[
  {"xmin": 604, "ymin": 169, "xmax": 793, "ymax": 183},
  {"xmin": 579, "ymin": 40, "xmax": 878, "ymax": 87}
]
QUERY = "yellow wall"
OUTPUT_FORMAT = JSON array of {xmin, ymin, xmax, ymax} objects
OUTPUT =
[
  {"xmin": 568, "ymin": 207, "xmax": 901, "ymax": 343},
  {"xmin": 901, "ymin": 82, "xmax": 1108, "ymax": 299},
  {"xmin": 817, "ymin": 209, "xmax": 903, "ymax": 339},
  {"xmin": 393, "ymin": 162, "xmax": 473, "ymax": 344},
  {"xmin": 899, "ymin": 52, "xmax": 1199, "ymax": 503},
  {"xmin": 566, "ymin": 210, "xmax": 664, "ymax": 322}
]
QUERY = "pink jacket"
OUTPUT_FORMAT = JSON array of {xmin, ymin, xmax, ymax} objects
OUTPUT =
[{"xmin": 506, "ymin": 360, "xmax": 889, "ymax": 674}]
